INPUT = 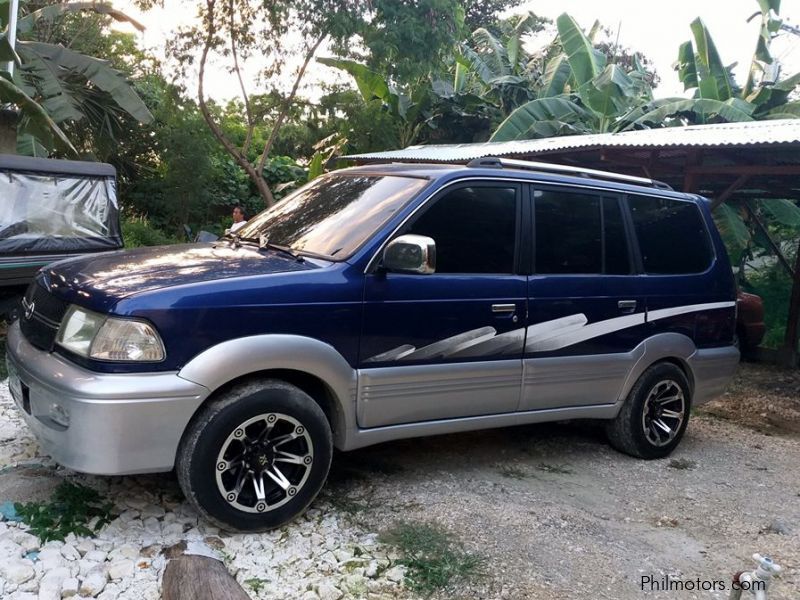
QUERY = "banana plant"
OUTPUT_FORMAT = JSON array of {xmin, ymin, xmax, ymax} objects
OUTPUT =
[
  {"xmin": 318, "ymin": 57, "xmax": 436, "ymax": 148},
  {"xmin": 0, "ymin": 0, "xmax": 152, "ymax": 156},
  {"xmin": 491, "ymin": 13, "xmax": 654, "ymax": 141},
  {"xmin": 630, "ymin": 1, "xmax": 799, "ymax": 128}
]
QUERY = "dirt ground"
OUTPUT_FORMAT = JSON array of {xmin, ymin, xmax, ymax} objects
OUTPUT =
[
  {"xmin": 327, "ymin": 363, "xmax": 800, "ymax": 599},
  {"xmin": 2, "ymin": 357, "xmax": 799, "ymax": 599}
]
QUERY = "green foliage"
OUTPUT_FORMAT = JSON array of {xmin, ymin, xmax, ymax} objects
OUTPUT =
[
  {"xmin": 744, "ymin": 262, "xmax": 793, "ymax": 349},
  {"xmin": 14, "ymin": 481, "xmax": 115, "ymax": 543},
  {"xmin": 381, "ymin": 522, "xmax": 484, "ymax": 596},
  {"xmin": 0, "ymin": 0, "xmax": 153, "ymax": 156},
  {"xmin": 121, "ymin": 215, "xmax": 179, "ymax": 248}
]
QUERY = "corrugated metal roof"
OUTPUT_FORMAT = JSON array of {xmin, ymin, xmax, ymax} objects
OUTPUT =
[{"xmin": 345, "ymin": 119, "xmax": 800, "ymax": 163}]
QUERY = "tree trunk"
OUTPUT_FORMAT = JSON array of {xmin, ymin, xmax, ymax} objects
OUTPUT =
[
  {"xmin": 162, "ymin": 555, "xmax": 250, "ymax": 600},
  {"xmin": 0, "ymin": 108, "xmax": 19, "ymax": 154},
  {"xmin": 780, "ymin": 237, "xmax": 800, "ymax": 368}
]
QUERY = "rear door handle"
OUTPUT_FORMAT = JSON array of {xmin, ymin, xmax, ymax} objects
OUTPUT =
[
  {"xmin": 618, "ymin": 300, "xmax": 637, "ymax": 313},
  {"xmin": 491, "ymin": 303, "xmax": 517, "ymax": 314}
]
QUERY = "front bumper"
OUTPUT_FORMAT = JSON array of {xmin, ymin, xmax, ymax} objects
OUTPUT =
[{"xmin": 5, "ymin": 321, "xmax": 210, "ymax": 475}]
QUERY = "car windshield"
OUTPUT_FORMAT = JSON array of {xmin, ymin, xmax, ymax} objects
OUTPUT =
[{"xmin": 235, "ymin": 174, "xmax": 429, "ymax": 259}]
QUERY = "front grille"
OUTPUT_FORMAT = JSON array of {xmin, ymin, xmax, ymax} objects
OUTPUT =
[{"xmin": 19, "ymin": 280, "xmax": 70, "ymax": 351}]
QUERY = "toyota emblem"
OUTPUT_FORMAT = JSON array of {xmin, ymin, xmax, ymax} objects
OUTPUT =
[{"xmin": 23, "ymin": 299, "xmax": 35, "ymax": 320}]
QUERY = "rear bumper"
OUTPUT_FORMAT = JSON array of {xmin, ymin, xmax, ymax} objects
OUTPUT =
[
  {"xmin": 688, "ymin": 345, "xmax": 740, "ymax": 405},
  {"xmin": 5, "ymin": 321, "xmax": 209, "ymax": 475}
]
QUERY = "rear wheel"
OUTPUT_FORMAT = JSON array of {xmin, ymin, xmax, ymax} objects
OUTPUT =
[
  {"xmin": 176, "ymin": 379, "xmax": 332, "ymax": 531},
  {"xmin": 605, "ymin": 363, "xmax": 691, "ymax": 459}
]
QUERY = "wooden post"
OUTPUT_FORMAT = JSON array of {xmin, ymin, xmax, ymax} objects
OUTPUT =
[
  {"xmin": 0, "ymin": 109, "xmax": 18, "ymax": 155},
  {"xmin": 162, "ymin": 555, "xmax": 251, "ymax": 600}
]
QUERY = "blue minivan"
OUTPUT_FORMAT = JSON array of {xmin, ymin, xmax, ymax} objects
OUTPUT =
[{"xmin": 6, "ymin": 158, "xmax": 739, "ymax": 530}]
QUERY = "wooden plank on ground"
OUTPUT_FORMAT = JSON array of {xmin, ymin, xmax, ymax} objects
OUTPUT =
[{"xmin": 162, "ymin": 555, "xmax": 251, "ymax": 600}]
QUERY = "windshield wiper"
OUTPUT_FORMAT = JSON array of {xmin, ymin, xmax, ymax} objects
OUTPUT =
[{"xmin": 240, "ymin": 235, "xmax": 305, "ymax": 262}]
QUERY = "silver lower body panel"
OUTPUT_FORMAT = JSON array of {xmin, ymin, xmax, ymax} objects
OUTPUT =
[{"xmin": 5, "ymin": 321, "xmax": 209, "ymax": 475}]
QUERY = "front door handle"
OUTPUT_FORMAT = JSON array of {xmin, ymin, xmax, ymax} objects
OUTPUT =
[
  {"xmin": 618, "ymin": 300, "xmax": 637, "ymax": 313},
  {"xmin": 491, "ymin": 303, "xmax": 517, "ymax": 314}
]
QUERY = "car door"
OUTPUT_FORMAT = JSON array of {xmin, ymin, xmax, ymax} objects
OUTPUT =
[
  {"xmin": 358, "ymin": 181, "xmax": 528, "ymax": 428},
  {"xmin": 521, "ymin": 184, "xmax": 647, "ymax": 411}
]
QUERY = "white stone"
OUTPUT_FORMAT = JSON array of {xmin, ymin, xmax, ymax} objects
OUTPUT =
[
  {"xmin": 1, "ymin": 558, "xmax": 35, "ymax": 584},
  {"xmin": 143, "ymin": 517, "xmax": 161, "ymax": 534},
  {"xmin": 384, "ymin": 565, "xmax": 405, "ymax": 583},
  {"xmin": 316, "ymin": 582, "xmax": 343, "ymax": 600},
  {"xmin": 60, "ymin": 544, "xmax": 80, "ymax": 561},
  {"xmin": 365, "ymin": 560, "xmax": 379, "ymax": 578},
  {"xmin": 300, "ymin": 592, "xmax": 319, "ymax": 600},
  {"xmin": 75, "ymin": 540, "xmax": 94, "ymax": 557},
  {"xmin": 38, "ymin": 547, "xmax": 66, "ymax": 570},
  {"xmin": 60, "ymin": 578, "xmax": 79, "ymax": 598},
  {"xmin": 3, "ymin": 531, "xmax": 40, "ymax": 553},
  {"xmin": 107, "ymin": 559, "xmax": 135, "ymax": 580},
  {"xmin": 77, "ymin": 559, "xmax": 100, "ymax": 577},
  {"xmin": 140, "ymin": 505, "xmax": 165, "ymax": 519},
  {"xmin": 78, "ymin": 565, "xmax": 108, "ymax": 597},
  {"xmin": 83, "ymin": 550, "xmax": 107, "ymax": 563},
  {"xmin": 0, "ymin": 537, "xmax": 24, "ymax": 559},
  {"xmin": 38, "ymin": 567, "xmax": 70, "ymax": 600}
]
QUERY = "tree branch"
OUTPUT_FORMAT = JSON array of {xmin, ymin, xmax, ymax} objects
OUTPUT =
[
  {"xmin": 198, "ymin": 0, "xmax": 274, "ymax": 206},
  {"xmin": 228, "ymin": 0, "xmax": 255, "ymax": 156},
  {"xmin": 256, "ymin": 33, "xmax": 326, "ymax": 174}
]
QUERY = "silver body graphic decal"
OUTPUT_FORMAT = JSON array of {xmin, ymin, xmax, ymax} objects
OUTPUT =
[{"xmin": 364, "ymin": 301, "xmax": 736, "ymax": 363}]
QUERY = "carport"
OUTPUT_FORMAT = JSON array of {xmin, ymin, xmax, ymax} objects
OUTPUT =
[{"xmin": 347, "ymin": 119, "xmax": 800, "ymax": 366}]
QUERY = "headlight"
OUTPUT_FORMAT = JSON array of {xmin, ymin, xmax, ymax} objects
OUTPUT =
[{"xmin": 56, "ymin": 306, "xmax": 165, "ymax": 362}]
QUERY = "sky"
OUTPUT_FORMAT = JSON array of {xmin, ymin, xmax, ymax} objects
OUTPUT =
[{"xmin": 113, "ymin": 0, "xmax": 800, "ymax": 100}]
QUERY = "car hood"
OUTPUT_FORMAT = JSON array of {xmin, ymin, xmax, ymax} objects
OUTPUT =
[{"xmin": 39, "ymin": 242, "xmax": 318, "ymax": 311}]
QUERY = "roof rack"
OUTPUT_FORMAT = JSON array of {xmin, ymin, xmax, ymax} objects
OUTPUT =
[{"xmin": 466, "ymin": 157, "xmax": 673, "ymax": 190}]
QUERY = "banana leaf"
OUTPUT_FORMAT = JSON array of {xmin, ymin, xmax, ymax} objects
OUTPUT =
[
  {"xmin": 22, "ymin": 41, "xmax": 153, "ymax": 124},
  {"xmin": 675, "ymin": 41, "xmax": 698, "ymax": 91},
  {"xmin": 556, "ymin": 13, "xmax": 601, "ymax": 88},
  {"xmin": 16, "ymin": 2, "xmax": 145, "ymax": 35},
  {"xmin": 540, "ymin": 54, "xmax": 570, "ymax": 98},
  {"xmin": 713, "ymin": 203, "xmax": 750, "ymax": 264},
  {"xmin": 0, "ymin": 75, "xmax": 77, "ymax": 154},
  {"xmin": 490, "ymin": 96, "xmax": 590, "ymax": 141},
  {"xmin": 690, "ymin": 18, "xmax": 736, "ymax": 101},
  {"xmin": 759, "ymin": 198, "xmax": 800, "ymax": 228}
]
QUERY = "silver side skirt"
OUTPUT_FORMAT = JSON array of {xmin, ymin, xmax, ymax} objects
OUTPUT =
[{"xmin": 340, "ymin": 402, "xmax": 619, "ymax": 451}]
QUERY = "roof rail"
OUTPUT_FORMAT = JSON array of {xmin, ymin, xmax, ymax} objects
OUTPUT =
[{"xmin": 466, "ymin": 157, "xmax": 673, "ymax": 190}]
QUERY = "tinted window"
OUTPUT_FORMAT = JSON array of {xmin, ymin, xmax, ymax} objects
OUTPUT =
[
  {"xmin": 534, "ymin": 190, "xmax": 630, "ymax": 275},
  {"xmin": 238, "ymin": 174, "xmax": 427, "ymax": 259},
  {"xmin": 628, "ymin": 195, "xmax": 713, "ymax": 274},
  {"xmin": 603, "ymin": 197, "xmax": 632, "ymax": 275},
  {"xmin": 406, "ymin": 186, "xmax": 517, "ymax": 273}
]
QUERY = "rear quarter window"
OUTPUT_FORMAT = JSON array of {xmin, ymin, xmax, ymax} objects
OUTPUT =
[{"xmin": 628, "ymin": 195, "xmax": 713, "ymax": 275}]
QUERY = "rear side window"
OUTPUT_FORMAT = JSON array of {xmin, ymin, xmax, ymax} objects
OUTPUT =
[
  {"xmin": 534, "ymin": 189, "xmax": 631, "ymax": 275},
  {"xmin": 406, "ymin": 185, "xmax": 517, "ymax": 274},
  {"xmin": 628, "ymin": 195, "xmax": 713, "ymax": 274}
]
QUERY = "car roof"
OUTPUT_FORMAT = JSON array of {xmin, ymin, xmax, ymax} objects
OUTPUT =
[{"xmin": 336, "ymin": 162, "xmax": 699, "ymax": 202}]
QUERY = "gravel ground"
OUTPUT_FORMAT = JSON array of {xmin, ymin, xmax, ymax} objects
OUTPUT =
[
  {"xmin": 1, "ymin": 364, "xmax": 799, "ymax": 600},
  {"xmin": 0, "ymin": 380, "xmax": 409, "ymax": 600}
]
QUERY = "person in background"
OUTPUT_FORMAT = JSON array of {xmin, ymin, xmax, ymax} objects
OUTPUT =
[{"xmin": 230, "ymin": 205, "xmax": 247, "ymax": 233}]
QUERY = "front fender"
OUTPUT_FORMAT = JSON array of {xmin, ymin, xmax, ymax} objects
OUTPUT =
[{"xmin": 177, "ymin": 335, "xmax": 358, "ymax": 448}]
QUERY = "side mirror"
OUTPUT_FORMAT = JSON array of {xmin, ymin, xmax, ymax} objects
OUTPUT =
[{"xmin": 383, "ymin": 234, "xmax": 436, "ymax": 274}]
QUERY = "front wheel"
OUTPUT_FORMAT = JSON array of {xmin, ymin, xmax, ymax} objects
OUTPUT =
[
  {"xmin": 176, "ymin": 379, "xmax": 332, "ymax": 531},
  {"xmin": 605, "ymin": 362, "xmax": 691, "ymax": 459}
]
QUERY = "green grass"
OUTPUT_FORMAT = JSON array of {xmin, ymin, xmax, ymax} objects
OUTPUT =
[
  {"xmin": 668, "ymin": 458, "xmax": 697, "ymax": 470},
  {"xmin": 381, "ymin": 521, "xmax": 484, "ymax": 596},
  {"xmin": 244, "ymin": 578, "xmax": 268, "ymax": 594},
  {"xmin": 14, "ymin": 481, "xmax": 115, "ymax": 543},
  {"xmin": 498, "ymin": 464, "xmax": 529, "ymax": 480},
  {"xmin": 536, "ymin": 462, "xmax": 574, "ymax": 475}
]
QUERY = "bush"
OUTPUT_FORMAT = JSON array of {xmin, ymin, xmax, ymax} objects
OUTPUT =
[
  {"xmin": 122, "ymin": 215, "xmax": 180, "ymax": 248},
  {"xmin": 743, "ymin": 261, "xmax": 793, "ymax": 349}
]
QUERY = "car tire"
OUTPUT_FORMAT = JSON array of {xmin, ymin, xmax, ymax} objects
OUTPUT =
[
  {"xmin": 176, "ymin": 379, "xmax": 332, "ymax": 532},
  {"xmin": 605, "ymin": 362, "xmax": 691, "ymax": 460}
]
